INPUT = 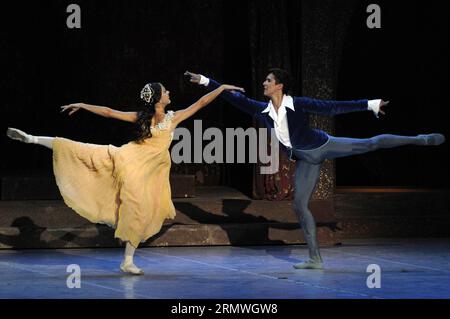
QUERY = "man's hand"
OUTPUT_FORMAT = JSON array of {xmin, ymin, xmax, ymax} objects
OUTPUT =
[
  {"xmin": 379, "ymin": 100, "xmax": 389, "ymax": 116},
  {"xmin": 184, "ymin": 71, "xmax": 201, "ymax": 84}
]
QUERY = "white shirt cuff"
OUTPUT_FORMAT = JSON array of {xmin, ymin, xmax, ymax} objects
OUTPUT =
[
  {"xmin": 199, "ymin": 75, "xmax": 210, "ymax": 86},
  {"xmin": 368, "ymin": 99, "xmax": 381, "ymax": 117}
]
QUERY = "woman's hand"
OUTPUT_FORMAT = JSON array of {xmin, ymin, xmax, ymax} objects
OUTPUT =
[
  {"xmin": 60, "ymin": 103, "xmax": 85, "ymax": 115},
  {"xmin": 220, "ymin": 84, "xmax": 245, "ymax": 93}
]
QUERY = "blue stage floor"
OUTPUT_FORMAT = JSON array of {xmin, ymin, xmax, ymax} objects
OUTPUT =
[{"xmin": 0, "ymin": 238, "xmax": 449, "ymax": 299}]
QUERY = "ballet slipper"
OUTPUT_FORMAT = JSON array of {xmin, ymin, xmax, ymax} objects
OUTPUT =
[
  {"xmin": 418, "ymin": 134, "xmax": 445, "ymax": 146},
  {"xmin": 6, "ymin": 128, "xmax": 35, "ymax": 144},
  {"xmin": 120, "ymin": 261, "xmax": 144, "ymax": 275},
  {"xmin": 293, "ymin": 259, "xmax": 324, "ymax": 270}
]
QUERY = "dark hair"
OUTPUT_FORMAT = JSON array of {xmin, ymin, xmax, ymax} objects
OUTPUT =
[
  {"xmin": 267, "ymin": 68, "xmax": 292, "ymax": 94},
  {"xmin": 134, "ymin": 82, "xmax": 162, "ymax": 144}
]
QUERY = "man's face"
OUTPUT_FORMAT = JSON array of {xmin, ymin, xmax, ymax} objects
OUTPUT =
[{"xmin": 263, "ymin": 73, "xmax": 283, "ymax": 97}]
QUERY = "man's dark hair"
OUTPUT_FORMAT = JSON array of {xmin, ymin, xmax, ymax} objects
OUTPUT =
[{"xmin": 267, "ymin": 68, "xmax": 292, "ymax": 94}]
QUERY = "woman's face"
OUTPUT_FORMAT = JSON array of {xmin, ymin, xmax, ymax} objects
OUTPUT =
[{"xmin": 159, "ymin": 84, "xmax": 171, "ymax": 106}]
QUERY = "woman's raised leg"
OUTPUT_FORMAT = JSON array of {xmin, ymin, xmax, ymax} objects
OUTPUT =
[{"xmin": 6, "ymin": 127, "xmax": 54, "ymax": 150}]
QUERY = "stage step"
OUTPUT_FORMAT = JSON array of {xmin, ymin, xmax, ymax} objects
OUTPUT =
[
  {"xmin": 334, "ymin": 189, "xmax": 450, "ymax": 239},
  {"xmin": 337, "ymin": 215, "xmax": 450, "ymax": 239},
  {"xmin": 334, "ymin": 188, "xmax": 450, "ymax": 217},
  {"xmin": 0, "ymin": 173, "xmax": 195, "ymax": 199},
  {"xmin": 0, "ymin": 186, "xmax": 339, "ymax": 249},
  {"xmin": 2, "ymin": 187, "xmax": 446, "ymax": 249},
  {"xmin": 0, "ymin": 186, "xmax": 335, "ymax": 228}
]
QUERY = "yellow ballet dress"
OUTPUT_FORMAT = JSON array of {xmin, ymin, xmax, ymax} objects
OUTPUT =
[{"xmin": 52, "ymin": 111, "xmax": 176, "ymax": 248}]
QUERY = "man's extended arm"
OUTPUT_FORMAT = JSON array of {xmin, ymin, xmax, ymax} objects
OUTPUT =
[
  {"xmin": 185, "ymin": 71, "xmax": 267, "ymax": 117},
  {"xmin": 295, "ymin": 96, "xmax": 387, "ymax": 118}
]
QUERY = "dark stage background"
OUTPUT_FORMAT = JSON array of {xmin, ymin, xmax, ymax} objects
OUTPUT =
[{"xmin": 1, "ymin": 0, "xmax": 449, "ymax": 197}]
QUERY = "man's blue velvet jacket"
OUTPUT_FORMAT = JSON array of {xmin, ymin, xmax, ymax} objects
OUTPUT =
[{"xmin": 205, "ymin": 78, "xmax": 369, "ymax": 150}]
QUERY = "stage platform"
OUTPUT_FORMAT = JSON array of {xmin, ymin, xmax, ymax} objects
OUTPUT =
[
  {"xmin": 0, "ymin": 186, "xmax": 340, "ymax": 248},
  {"xmin": 0, "ymin": 238, "xmax": 449, "ymax": 299},
  {"xmin": 1, "ymin": 185, "xmax": 450, "ymax": 249}
]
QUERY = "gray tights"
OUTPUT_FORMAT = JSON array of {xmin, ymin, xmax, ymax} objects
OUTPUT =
[{"xmin": 292, "ymin": 134, "xmax": 434, "ymax": 261}]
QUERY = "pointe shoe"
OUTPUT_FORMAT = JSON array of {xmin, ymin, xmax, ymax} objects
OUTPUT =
[
  {"xmin": 6, "ymin": 128, "xmax": 34, "ymax": 143},
  {"xmin": 293, "ymin": 259, "xmax": 324, "ymax": 270},
  {"xmin": 418, "ymin": 134, "xmax": 446, "ymax": 146},
  {"xmin": 120, "ymin": 261, "xmax": 144, "ymax": 275}
]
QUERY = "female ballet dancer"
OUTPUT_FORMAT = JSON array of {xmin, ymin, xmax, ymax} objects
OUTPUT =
[
  {"xmin": 6, "ymin": 81, "xmax": 244, "ymax": 275},
  {"xmin": 185, "ymin": 69, "xmax": 446, "ymax": 269}
]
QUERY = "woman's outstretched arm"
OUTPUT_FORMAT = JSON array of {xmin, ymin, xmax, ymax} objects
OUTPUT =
[
  {"xmin": 172, "ymin": 84, "xmax": 244, "ymax": 126},
  {"xmin": 60, "ymin": 103, "xmax": 138, "ymax": 123}
]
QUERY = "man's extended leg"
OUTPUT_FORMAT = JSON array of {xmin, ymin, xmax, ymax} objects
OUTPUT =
[{"xmin": 323, "ymin": 133, "xmax": 445, "ymax": 159}]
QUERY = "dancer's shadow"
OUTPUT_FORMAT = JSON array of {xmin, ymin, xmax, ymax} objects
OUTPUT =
[
  {"xmin": 0, "ymin": 217, "xmax": 69, "ymax": 250},
  {"xmin": 0, "ymin": 217, "xmax": 117, "ymax": 249},
  {"xmin": 174, "ymin": 199, "xmax": 303, "ymax": 262},
  {"xmin": 0, "ymin": 217, "xmax": 49, "ymax": 249},
  {"xmin": 58, "ymin": 224, "xmax": 117, "ymax": 247},
  {"xmin": 60, "ymin": 222, "xmax": 175, "ymax": 248}
]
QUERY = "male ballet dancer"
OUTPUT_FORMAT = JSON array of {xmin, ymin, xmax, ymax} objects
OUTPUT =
[{"xmin": 185, "ymin": 69, "xmax": 445, "ymax": 269}]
